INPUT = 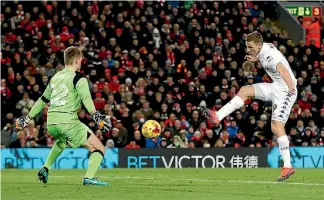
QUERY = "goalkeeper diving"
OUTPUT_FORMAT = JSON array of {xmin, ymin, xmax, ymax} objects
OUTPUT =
[{"xmin": 14, "ymin": 46, "xmax": 111, "ymax": 186}]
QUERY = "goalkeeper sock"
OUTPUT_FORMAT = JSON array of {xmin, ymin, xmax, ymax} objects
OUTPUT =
[
  {"xmin": 217, "ymin": 96, "xmax": 244, "ymax": 121},
  {"xmin": 85, "ymin": 150, "xmax": 104, "ymax": 178},
  {"xmin": 277, "ymin": 135, "xmax": 292, "ymax": 168},
  {"xmin": 44, "ymin": 140, "xmax": 66, "ymax": 170}
]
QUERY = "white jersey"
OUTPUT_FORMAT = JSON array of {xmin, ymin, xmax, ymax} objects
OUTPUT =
[{"xmin": 256, "ymin": 43, "xmax": 297, "ymax": 88}]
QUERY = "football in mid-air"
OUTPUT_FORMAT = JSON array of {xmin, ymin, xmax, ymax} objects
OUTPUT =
[{"xmin": 141, "ymin": 120, "xmax": 161, "ymax": 138}]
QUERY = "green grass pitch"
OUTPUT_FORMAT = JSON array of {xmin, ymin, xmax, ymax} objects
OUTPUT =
[{"xmin": 1, "ymin": 169, "xmax": 324, "ymax": 200}]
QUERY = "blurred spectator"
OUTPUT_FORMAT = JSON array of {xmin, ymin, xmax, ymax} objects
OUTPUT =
[
  {"xmin": 233, "ymin": 129, "xmax": 247, "ymax": 147},
  {"xmin": 1, "ymin": 124, "xmax": 13, "ymax": 147},
  {"xmin": 303, "ymin": 17, "xmax": 321, "ymax": 48},
  {"xmin": 289, "ymin": 127, "xmax": 302, "ymax": 146},
  {"xmin": 125, "ymin": 141, "xmax": 141, "ymax": 149},
  {"xmin": 227, "ymin": 118, "xmax": 239, "ymax": 138},
  {"xmin": 179, "ymin": 130, "xmax": 189, "ymax": 148},
  {"xmin": 302, "ymin": 127, "xmax": 316, "ymax": 146},
  {"xmin": 204, "ymin": 129, "xmax": 217, "ymax": 147},
  {"xmin": 96, "ymin": 130, "xmax": 105, "ymax": 145},
  {"xmin": 106, "ymin": 139, "xmax": 115, "ymax": 148},
  {"xmin": 24, "ymin": 120, "xmax": 39, "ymax": 140},
  {"xmin": 8, "ymin": 130, "xmax": 27, "ymax": 148},
  {"xmin": 219, "ymin": 130, "xmax": 231, "ymax": 147},
  {"xmin": 16, "ymin": 92, "xmax": 35, "ymax": 111},
  {"xmin": 114, "ymin": 120, "xmax": 128, "ymax": 146},
  {"xmin": 94, "ymin": 93, "xmax": 106, "ymax": 111},
  {"xmin": 133, "ymin": 130, "xmax": 145, "ymax": 148},
  {"xmin": 106, "ymin": 128, "xmax": 125, "ymax": 148},
  {"xmin": 296, "ymin": 119, "xmax": 305, "ymax": 135},
  {"xmin": 319, "ymin": 129, "xmax": 324, "ymax": 146}
]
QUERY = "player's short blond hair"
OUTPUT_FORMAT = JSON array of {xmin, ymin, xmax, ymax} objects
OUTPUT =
[
  {"xmin": 246, "ymin": 31, "xmax": 263, "ymax": 44},
  {"xmin": 64, "ymin": 46, "xmax": 82, "ymax": 65}
]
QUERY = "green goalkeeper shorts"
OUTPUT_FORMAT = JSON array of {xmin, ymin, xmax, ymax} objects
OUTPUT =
[{"xmin": 47, "ymin": 122, "xmax": 93, "ymax": 148}]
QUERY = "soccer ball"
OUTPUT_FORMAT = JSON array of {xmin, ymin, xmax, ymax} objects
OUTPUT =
[{"xmin": 141, "ymin": 120, "xmax": 161, "ymax": 138}]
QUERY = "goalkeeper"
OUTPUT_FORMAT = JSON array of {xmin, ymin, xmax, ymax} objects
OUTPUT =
[{"xmin": 14, "ymin": 46, "xmax": 111, "ymax": 186}]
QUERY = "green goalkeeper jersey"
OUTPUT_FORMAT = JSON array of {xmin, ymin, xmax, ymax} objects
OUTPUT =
[{"xmin": 28, "ymin": 67, "xmax": 95, "ymax": 125}]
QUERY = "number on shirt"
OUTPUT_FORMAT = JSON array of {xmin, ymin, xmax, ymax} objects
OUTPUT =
[{"xmin": 50, "ymin": 84, "xmax": 69, "ymax": 106}]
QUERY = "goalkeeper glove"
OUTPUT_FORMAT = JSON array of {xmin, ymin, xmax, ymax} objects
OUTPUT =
[
  {"xmin": 14, "ymin": 115, "xmax": 31, "ymax": 132},
  {"xmin": 92, "ymin": 111, "xmax": 112, "ymax": 133}
]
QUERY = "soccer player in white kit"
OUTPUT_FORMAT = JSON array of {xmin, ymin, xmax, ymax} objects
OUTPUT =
[{"xmin": 200, "ymin": 32, "xmax": 296, "ymax": 181}]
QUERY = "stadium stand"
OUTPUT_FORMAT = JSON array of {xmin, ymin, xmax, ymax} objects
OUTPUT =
[{"xmin": 1, "ymin": 1, "xmax": 323, "ymax": 149}]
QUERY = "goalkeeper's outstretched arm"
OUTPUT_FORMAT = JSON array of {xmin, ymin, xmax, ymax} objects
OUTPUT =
[
  {"xmin": 14, "ymin": 85, "xmax": 51, "ymax": 131},
  {"xmin": 75, "ymin": 76, "xmax": 96, "ymax": 115},
  {"xmin": 28, "ymin": 84, "xmax": 52, "ymax": 118},
  {"xmin": 75, "ymin": 76, "xmax": 111, "ymax": 132}
]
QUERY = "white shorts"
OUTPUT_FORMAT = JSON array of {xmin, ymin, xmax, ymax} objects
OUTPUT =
[{"xmin": 253, "ymin": 83, "xmax": 297, "ymax": 123}]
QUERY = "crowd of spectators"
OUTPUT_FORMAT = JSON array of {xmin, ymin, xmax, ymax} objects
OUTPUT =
[{"xmin": 1, "ymin": 1, "xmax": 324, "ymax": 149}]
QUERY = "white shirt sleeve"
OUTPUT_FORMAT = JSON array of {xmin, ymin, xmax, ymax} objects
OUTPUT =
[{"xmin": 265, "ymin": 47, "xmax": 284, "ymax": 71}]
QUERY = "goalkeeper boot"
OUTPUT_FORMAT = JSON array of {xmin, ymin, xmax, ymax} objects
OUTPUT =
[
  {"xmin": 83, "ymin": 177, "xmax": 110, "ymax": 186},
  {"xmin": 277, "ymin": 167, "xmax": 295, "ymax": 181},
  {"xmin": 38, "ymin": 167, "xmax": 49, "ymax": 184},
  {"xmin": 199, "ymin": 106, "xmax": 220, "ymax": 126}
]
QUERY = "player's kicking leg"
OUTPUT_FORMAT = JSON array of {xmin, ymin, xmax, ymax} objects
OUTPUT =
[
  {"xmin": 199, "ymin": 85, "xmax": 253, "ymax": 125},
  {"xmin": 82, "ymin": 132, "xmax": 109, "ymax": 186}
]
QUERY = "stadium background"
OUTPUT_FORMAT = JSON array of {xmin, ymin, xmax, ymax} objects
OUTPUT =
[{"xmin": 1, "ymin": 1, "xmax": 323, "ymax": 152}]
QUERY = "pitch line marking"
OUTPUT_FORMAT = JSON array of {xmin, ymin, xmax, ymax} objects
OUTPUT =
[{"xmin": 49, "ymin": 175, "xmax": 324, "ymax": 187}]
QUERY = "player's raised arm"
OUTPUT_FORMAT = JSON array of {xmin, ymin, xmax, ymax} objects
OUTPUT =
[
  {"xmin": 75, "ymin": 76, "xmax": 96, "ymax": 114},
  {"xmin": 263, "ymin": 48, "xmax": 296, "ymax": 94},
  {"xmin": 276, "ymin": 63, "xmax": 296, "ymax": 94},
  {"xmin": 14, "ymin": 84, "xmax": 52, "ymax": 131},
  {"xmin": 75, "ymin": 76, "xmax": 111, "ymax": 132}
]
